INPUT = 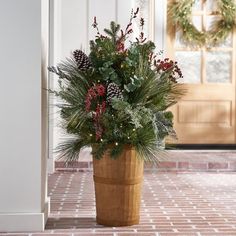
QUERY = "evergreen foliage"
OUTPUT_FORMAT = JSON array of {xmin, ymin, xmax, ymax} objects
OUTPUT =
[{"xmin": 49, "ymin": 8, "xmax": 185, "ymax": 163}]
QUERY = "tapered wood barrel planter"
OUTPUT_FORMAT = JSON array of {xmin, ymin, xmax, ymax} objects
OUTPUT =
[{"xmin": 93, "ymin": 146, "xmax": 144, "ymax": 226}]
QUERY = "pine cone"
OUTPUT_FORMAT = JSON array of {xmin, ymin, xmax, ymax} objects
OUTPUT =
[
  {"xmin": 73, "ymin": 50, "xmax": 91, "ymax": 70},
  {"xmin": 107, "ymin": 83, "xmax": 123, "ymax": 103}
]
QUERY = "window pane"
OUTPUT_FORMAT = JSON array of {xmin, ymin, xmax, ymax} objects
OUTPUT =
[
  {"xmin": 175, "ymin": 51, "xmax": 201, "ymax": 84},
  {"xmin": 206, "ymin": 51, "xmax": 231, "ymax": 83}
]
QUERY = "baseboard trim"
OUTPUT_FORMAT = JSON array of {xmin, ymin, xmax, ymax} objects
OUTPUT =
[
  {"xmin": 44, "ymin": 197, "xmax": 50, "ymax": 227},
  {"xmin": 0, "ymin": 199, "xmax": 50, "ymax": 232}
]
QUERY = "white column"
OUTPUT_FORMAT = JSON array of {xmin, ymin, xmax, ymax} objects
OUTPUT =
[
  {"xmin": 0, "ymin": 0, "xmax": 49, "ymax": 232},
  {"xmin": 48, "ymin": 0, "xmax": 61, "ymax": 174}
]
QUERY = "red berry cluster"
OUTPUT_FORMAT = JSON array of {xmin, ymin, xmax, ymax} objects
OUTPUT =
[
  {"xmin": 155, "ymin": 58, "xmax": 183, "ymax": 82},
  {"xmin": 93, "ymin": 101, "xmax": 106, "ymax": 140},
  {"xmin": 85, "ymin": 84, "xmax": 106, "ymax": 112},
  {"xmin": 85, "ymin": 84, "xmax": 106, "ymax": 140},
  {"xmin": 116, "ymin": 40, "xmax": 125, "ymax": 52}
]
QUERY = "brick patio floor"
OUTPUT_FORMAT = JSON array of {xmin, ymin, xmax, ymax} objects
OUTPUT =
[{"xmin": 2, "ymin": 171, "xmax": 236, "ymax": 236}]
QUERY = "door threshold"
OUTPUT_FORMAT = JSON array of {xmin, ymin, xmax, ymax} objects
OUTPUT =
[{"xmin": 166, "ymin": 144, "xmax": 236, "ymax": 150}]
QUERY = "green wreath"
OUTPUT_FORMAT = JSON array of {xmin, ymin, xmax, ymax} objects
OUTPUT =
[{"xmin": 168, "ymin": 0, "xmax": 236, "ymax": 47}]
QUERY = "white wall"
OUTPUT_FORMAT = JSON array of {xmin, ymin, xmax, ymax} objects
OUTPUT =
[
  {"xmin": 0, "ymin": 0, "xmax": 49, "ymax": 231},
  {"xmin": 49, "ymin": 0, "xmax": 166, "ymax": 169},
  {"xmin": 57, "ymin": 0, "xmax": 167, "ymax": 56},
  {"xmin": 50, "ymin": 0, "xmax": 166, "ymax": 71},
  {"xmin": 154, "ymin": 0, "xmax": 167, "ymax": 53}
]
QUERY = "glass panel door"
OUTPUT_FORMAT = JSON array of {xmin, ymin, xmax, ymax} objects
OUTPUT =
[{"xmin": 167, "ymin": 0, "xmax": 236, "ymax": 144}]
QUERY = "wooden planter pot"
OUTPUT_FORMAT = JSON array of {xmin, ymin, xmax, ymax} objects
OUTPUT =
[{"xmin": 93, "ymin": 146, "xmax": 144, "ymax": 226}]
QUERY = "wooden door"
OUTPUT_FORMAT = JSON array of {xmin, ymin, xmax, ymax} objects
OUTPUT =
[{"xmin": 167, "ymin": 0, "xmax": 236, "ymax": 144}]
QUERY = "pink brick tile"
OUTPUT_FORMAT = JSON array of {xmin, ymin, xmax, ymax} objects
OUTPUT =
[
  {"xmin": 32, "ymin": 234, "xmax": 70, "ymax": 236},
  {"xmin": 88, "ymin": 161, "xmax": 93, "ymax": 168},
  {"xmin": 229, "ymin": 162, "xmax": 236, "ymax": 170},
  {"xmin": 55, "ymin": 161, "xmax": 89, "ymax": 169},
  {"xmin": 158, "ymin": 162, "xmax": 176, "ymax": 169},
  {"xmin": 74, "ymin": 234, "xmax": 113, "ymax": 236},
  {"xmin": 117, "ymin": 234, "xmax": 156, "ymax": 236},
  {"xmin": 3, "ymin": 235, "xmax": 30, "ymax": 236},
  {"xmin": 94, "ymin": 229, "xmax": 135, "ymax": 233},
  {"xmin": 205, "ymin": 234, "xmax": 236, "ymax": 236},
  {"xmin": 201, "ymin": 232, "xmax": 236, "ymax": 236},
  {"xmin": 144, "ymin": 162, "xmax": 155, "ymax": 168},
  {"xmin": 189, "ymin": 162, "xmax": 208, "ymax": 170},
  {"xmin": 159, "ymin": 234, "xmax": 197, "ymax": 236},
  {"xmin": 51, "ymin": 229, "xmax": 94, "ymax": 233},
  {"xmin": 208, "ymin": 162, "xmax": 228, "ymax": 169},
  {"xmin": 178, "ymin": 162, "xmax": 189, "ymax": 169}
]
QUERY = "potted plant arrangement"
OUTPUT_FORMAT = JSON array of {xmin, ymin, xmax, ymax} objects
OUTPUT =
[{"xmin": 49, "ymin": 8, "xmax": 184, "ymax": 227}]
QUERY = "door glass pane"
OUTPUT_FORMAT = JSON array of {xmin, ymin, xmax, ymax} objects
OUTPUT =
[
  {"xmin": 175, "ymin": 31, "xmax": 185, "ymax": 47},
  {"xmin": 205, "ymin": 16, "xmax": 220, "ymax": 31},
  {"xmin": 175, "ymin": 51, "xmax": 201, "ymax": 84},
  {"xmin": 206, "ymin": 16, "xmax": 232, "ymax": 47},
  {"xmin": 206, "ymin": 0, "xmax": 218, "ymax": 12},
  {"xmin": 193, "ymin": 0, "xmax": 202, "ymax": 11},
  {"xmin": 192, "ymin": 16, "xmax": 202, "ymax": 31},
  {"xmin": 206, "ymin": 51, "xmax": 231, "ymax": 83}
]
